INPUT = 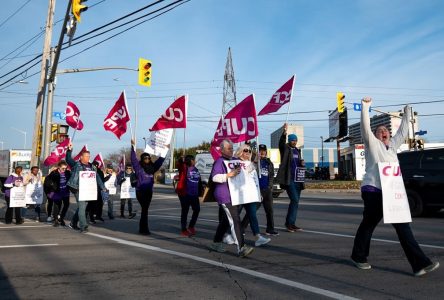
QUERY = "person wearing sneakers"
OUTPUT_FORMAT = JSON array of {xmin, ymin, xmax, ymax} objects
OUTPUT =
[
  {"xmin": 351, "ymin": 97, "xmax": 439, "ymax": 277},
  {"xmin": 241, "ymin": 144, "xmax": 278, "ymax": 236},
  {"xmin": 276, "ymin": 124, "xmax": 304, "ymax": 232},
  {"xmin": 235, "ymin": 144, "xmax": 271, "ymax": 247},
  {"xmin": 44, "ymin": 161, "xmax": 71, "ymax": 226},
  {"xmin": 175, "ymin": 155, "xmax": 202, "ymax": 237},
  {"xmin": 116, "ymin": 164, "xmax": 137, "ymax": 219},
  {"xmin": 210, "ymin": 139, "xmax": 254, "ymax": 258}
]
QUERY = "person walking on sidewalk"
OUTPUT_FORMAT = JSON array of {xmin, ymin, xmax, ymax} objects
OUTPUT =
[
  {"xmin": 3, "ymin": 166, "xmax": 24, "ymax": 224},
  {"xmin": 276, "ymin": 123, "xmax": 304, "ymax": 232},
  {"xmin": 44, "ymin": 161, "xmax": 71, "ymax": 226},
  {"xmin": 210, "ymin": 139, "xmax": 254, "ymax": 257},
  {"xmin": 235, "ymin": 143, "xmax": 271, "ymax": 247},
  {"xmin": 131, "ymin": 139, "xmax": 165, "ymax": 235},
  {"xmin": 175, "ymin": 155, "xmax": 202, "ymax": 237},
  {"xmin": 351, "ymin": 97, "xmax": 439, "ymax": 277},
  {"xmin": 116, "ymin": 163, "xmax": 137, "ymax": 219},
  {"xmin": 66, "ymin": 143, "xmax": 106, "ymax": 233},
  {"xmin": 241, "ymin": 144, "xmax": 278, "ymax": 236}
]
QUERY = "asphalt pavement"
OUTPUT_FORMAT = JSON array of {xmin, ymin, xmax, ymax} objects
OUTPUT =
[{"xmin": 0, "ymin": 185, "xmax": 443, "ymax": 299}]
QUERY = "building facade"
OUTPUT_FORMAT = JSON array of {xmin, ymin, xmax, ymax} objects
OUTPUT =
[{"xmin": 270, "ymin": 124, "xmax": 304, "ymax": 148}]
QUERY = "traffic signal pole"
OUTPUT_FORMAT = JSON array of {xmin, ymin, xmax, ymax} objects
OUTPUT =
[{"xmin": 30, "ymin": 0, "xmax": 56, "ymax": 166}]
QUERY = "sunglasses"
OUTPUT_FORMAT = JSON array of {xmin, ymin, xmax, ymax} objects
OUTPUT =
[
  {"xmin": 243, "ymin": 148, "xmax": 252, "ymax": 153},
  {"xmin": 60, "ymin": 168, "xmax": 67, "ymax": 171}
]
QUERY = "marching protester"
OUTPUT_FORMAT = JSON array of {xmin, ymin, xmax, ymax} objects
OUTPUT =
[
  {"xmin": 23, "ymin": 166, "xmax": 43, "ymax": 222},
  {"xmin": 351, "ymin": 97, "xmax": 439, "ymax": 276},
  {"xmin": 131, "ymin": 139, "xmax": 165, "ymax": 235},
  {"xmin": 3, "ymin": 166, "xmax": 24, "ymax": 224},
  {"xmin": 241, "ymin": 144, "xmax": 278, "ymax": 236},
  {"xmin": 103, "ymin": 165, "xmax": 117, "ymax": 219},
  {"xmin": 175, "ymin": 155, "xmax": 202, "ymax": 237},
  {"xmin": 210, "ymin": 139, "xmax": 254, "ymax": 257},
  {"xmin": 116, "ymin": 163, "xmax": 137, "ymax": 219},
  {"xmin": 43, "ymin": 161, "xmax": 71, "ymax": 226},
  {"xmin": 66, "ymin": 143, "xmax": 106, "ymax": 233},
  {"xmin": 235, "ymin": 144, "xmax": 271, "ymax": 247},
  {"xmin": 276, "ymin": 123, "xmax": 304, "ymax": 232}
]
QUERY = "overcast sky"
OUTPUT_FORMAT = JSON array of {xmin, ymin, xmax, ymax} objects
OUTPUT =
[{"xmin": 1, "ymin": 0, "xmax": 443, "ymax": 157}]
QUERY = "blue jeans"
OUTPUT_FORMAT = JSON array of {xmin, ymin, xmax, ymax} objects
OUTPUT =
[
  {"xmin": 239, "ymin": 202, "xmax": 260, "ymax": 235},
  {"xmin": 285, "ymin": 181, "xmax": 302, "ymax": 226},
  {"xmin": 71, "ymin": 191, "xmax": 88, "ymax": 230}
]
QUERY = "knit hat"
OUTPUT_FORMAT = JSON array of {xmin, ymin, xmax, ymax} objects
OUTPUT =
[
  {"xmin": 140, "ymin": 152, "xmax": 151, "ymax": 160},
  {"xmin": 288, "ymin": 134, "xmax": 298, "ymax": 142}
]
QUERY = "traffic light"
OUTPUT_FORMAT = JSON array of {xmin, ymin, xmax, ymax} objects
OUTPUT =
[
  {"xmin": 138, "ymin": 58, "xmax": 152, "ymax": 87},
  {"xmin": 57, "ymin": 125, "xmax": 69, "ymax": 143},
  {"xmin": 337, "ymin": 92, "xmax": 345, "ymax": 113},
  {"xmin": 72, "ymin": 0, "xmax": 88, "ymax": 22},
  {"xmin": 51, "ymin": 124, "xmax": 59, "ymax": 142},
  {"xmin": 417, "ymin": 139, "xmax": 424, "ymax": 150},
  {"xmin": 36, "ymin": 126, "xmax": 43, "ymax": 156}
]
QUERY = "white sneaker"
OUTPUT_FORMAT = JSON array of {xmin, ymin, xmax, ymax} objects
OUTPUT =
[
  {"xmin": 255, "ymin": 235, "xmax": 271, "ymax": 247},
  {"xmin": 223, "ymin": 233, "xmax": 235, "ymax": 245},
  {"xmin": 46, "ymin": 216, "xmax": 53, "ymax": 222}
]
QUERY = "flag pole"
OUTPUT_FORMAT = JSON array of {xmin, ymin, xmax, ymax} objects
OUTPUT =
[
  {"xmin": 182, "ymin": 128, "xmax": 186, "ymax": 156},
  {"xmin": 71, "ymin": 116, "xmax": 80, "ymax": 142},
  {"xmin": 182, "ymin": 94, "xmax": 188, "ymax": 156},
  {"xmin": 285, "ymin": 75, "xmax": 296, "ymax": 124},
  {"xmin": 123, "ymin": 90, "xmax": 134, "ymax": 141},
  {"xmin": 256, "ymin": 136, "xmax": 261, "ymax": 179}
]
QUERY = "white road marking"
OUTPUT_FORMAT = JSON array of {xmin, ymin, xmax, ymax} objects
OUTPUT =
[
  {"xmin": 0, "ymin": 225, "xmax": 50, "ymax": 229},
  {"xmin": 0, "ymin": 243, "xmax": 58, "ymax": 249},
  {"xmin": 274, "ymin": 200, "xmax": 362, "ymax": 208},
  {"xmin": 87, "ymin": 232, "xmax": 359, "ymax": 300},
  {"xmin": 148, "ymin": 214, "xmax": 444, "ymax": 250}
]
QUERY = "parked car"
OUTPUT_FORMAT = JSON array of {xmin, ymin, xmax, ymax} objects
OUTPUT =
[{"xmin": 398, "ymin": 148, "xmax": 444, "ymax": 217}]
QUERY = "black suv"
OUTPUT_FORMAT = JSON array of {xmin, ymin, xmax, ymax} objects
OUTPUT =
[{"xmin": 398, "ymin": 148, "xmax": 444, "ymax": 217}]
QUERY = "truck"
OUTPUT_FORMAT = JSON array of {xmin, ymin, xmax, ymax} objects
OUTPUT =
[{"xmin": 0, "ymin": 149, "xmax": 32, "ymax": 192}]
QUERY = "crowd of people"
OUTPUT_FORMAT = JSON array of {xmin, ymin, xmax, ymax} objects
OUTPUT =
[{"xmin": 1, "ymin": 98, "xmax": 439, "ymax": 276}]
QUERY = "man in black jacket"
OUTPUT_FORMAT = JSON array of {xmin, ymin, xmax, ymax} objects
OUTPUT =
[{"xmin": 276, "ymin": 123, "xmax": 304, "ymax": 232}]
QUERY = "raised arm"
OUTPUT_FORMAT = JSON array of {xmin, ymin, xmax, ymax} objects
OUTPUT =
[
  {"xmin": 360, "ymin": 97, "xmax": 378, "ymax": 146},
  {"xmin": 130, "ymin": 144, "xmax": 142, "ymax": 175},
  {"xmin": 66, "ymin": 143, "xmax": 76, "ymax": 168},
  {"xmin": 391, "ymin": 105, "xmax": 411, "ymax": 149}
]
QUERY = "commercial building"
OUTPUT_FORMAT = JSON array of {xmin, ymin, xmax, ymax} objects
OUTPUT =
[{"xmin": 270, "ymin": 124, "xmax": 304, "ymax": 148}]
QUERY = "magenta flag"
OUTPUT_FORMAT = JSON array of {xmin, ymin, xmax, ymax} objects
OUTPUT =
[
  {"xmin": 65, "ymin": 101, "xmax": 84, "ymax": 130},
  {"xmin": 73, "ymin": 145, "xmax": 88, "ymax": 161},
  {"xmin": 104, "ymin": 92, "xmax": 131, "ymax": 139},
  {"xmin": 93, "ymin": 153, "xmax": 105, "ymax": 169},
  {"xmin": 210, "ymin": 94, "xmax": 258, "ymax": 159},
  {"xmin": 150, "ymin": 95, "xmax": 187, "ymax": 131},
  {"xmin": 258, "ymin": 75, "xmax": 295, "ymax": 116},
  {"xmin": 43, "ymin": 138, "xmax": 71, "ymax": 166}
]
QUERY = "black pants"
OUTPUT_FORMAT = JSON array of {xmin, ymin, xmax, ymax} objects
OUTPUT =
[
  {"xmin": 59, "ymin": 196, "xmax": 70, "ymax": 220},
  {"xmin": 214, "ymin": 203, "xmax": 244, "ymax": 252},
  {"xmin": 4, "ymin": 196, "xmax": 22, "ymax": 224},
  {"xmin": 52, "ymin": 200, "xmax": 62, "ymax": 220},
  {"xmin": 136, "ymin": 189, "xmax": 153, "ymax": 234},
  {"xmin": 351, "ymin": 191, "xmax": 432, "ymax": 273},
  {"xmin": 46, "ymin": 198, "xmax": 53, "ymax": 218},
  {"xmin": 241, "ymin": 188, "xmax": 275, "ymax": 232},
  {"xmin": 179, "ymin": 195, "xmax": 200, "ymax": 231}
]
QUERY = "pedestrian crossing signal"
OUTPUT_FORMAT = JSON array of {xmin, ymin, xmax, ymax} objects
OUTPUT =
[
  {"xmin": 138, "ymin": 58, "xmax": 151, "ymax": 87},
  {"xmin": 337, "ymin": 92, "xmax": 345, "ymax": 113}
]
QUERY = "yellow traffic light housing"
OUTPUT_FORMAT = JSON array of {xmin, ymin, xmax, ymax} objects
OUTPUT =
[
  {"xmin": 337, "ymin": 92, "xmax": 345, "ymax": 113},
  {"xmin": 72, "ymin": 0, "xmax": 88, "ymax": 22},
  {"xmin": 138, "ymin": 58, "xmax": 152, "ymax": 87}
]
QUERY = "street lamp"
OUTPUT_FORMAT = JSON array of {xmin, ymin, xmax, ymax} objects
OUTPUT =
[
  {"xmin": 11, "ymin": 127, "xmax": 27, "ymax": 149},
  {"xmin": 320, "ymin": 136, "xmax": 324, "ymax": 168},
  {"xmin": 113, "ymin": 78, "xmax": 139, "ymax": 146}
]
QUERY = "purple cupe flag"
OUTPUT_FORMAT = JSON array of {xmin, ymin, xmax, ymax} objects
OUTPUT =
[{"xmin": 258, "ymin": 75, "xmax": 295, "ymax": 116}]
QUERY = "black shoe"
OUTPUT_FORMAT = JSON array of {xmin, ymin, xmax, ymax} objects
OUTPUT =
[
  {"xmin": 5, "ymin": 222, "xmax": 12, "ymax": 224},
  {"xmin": 80, "ymin": 228, "xmax": 89, "ymax": 234},
  {"xmin": 139, "ymin": 230, "xmax": 151, "ymax": 235},
  {"xmin": 108, "ymin": 215, "xmax": 115, "ymax": 220},
  {"xmin": 16, "ymin": 219, "xmax": 24, "ymax": 225},
  {"xmin": 265, "ymin": 230, "xmax": 279, "ymax": 236},
  {"xmin": 120, "ymin": 214, "xmax": 126, "ymax": 218},
  {"xmin": 90, "ymin": 220, "xmax": 96, "ymax": 224},
  {"xmin": 69, "ymin": 223, "xmax": 80, "ymax": 230},
  {"xmin": 53, "ymin": 220, "xmax": 59, "ymax": 227},
  {"xmin": 128, "ymin": 213, "xmax": 136, "ymax": 219}
]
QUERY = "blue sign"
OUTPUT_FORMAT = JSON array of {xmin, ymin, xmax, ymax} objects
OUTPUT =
[
  {"xmin": 353, "ymin": 103, "xmax": 371, "ymax": 112},
  {"xmin": 53, "ymin": 112, "xmax": 66, "ymax": 120},
  {"xmin": 415, "ymin": 130, "xmax": 427, "ymax": 136}
]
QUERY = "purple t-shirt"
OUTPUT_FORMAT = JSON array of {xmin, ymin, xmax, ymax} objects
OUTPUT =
[
  {"xmin": 186, "ymin": 166, "xmax": 200, "ymax": 197},
  {"xmin": 290, "ymin": 148, "xmax": 300, "ymax": 181},
  {"xmin": 211, "ymin": 157, "xmax": 232, "ymax": 204},
  {"xmin": 59, "ymin": 172, "xmax": 69, "ymax": 197}
]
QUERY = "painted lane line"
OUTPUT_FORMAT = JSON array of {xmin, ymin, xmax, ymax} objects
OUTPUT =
[
  {"xmin": 0, "ymin": 243, "xmax": 58, "ymax": 249},
  {"xmin": 87, "ymin": 232, "xmax": 359, "ymax": 300},
  {"xmin": 0, "ymin": 225, "xmax": 51, "ymax": 229},
  {"xmin": 148, "ymin": 214, "xmax": 444, "ymax": 250}
]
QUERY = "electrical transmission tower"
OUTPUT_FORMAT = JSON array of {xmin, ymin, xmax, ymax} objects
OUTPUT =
[{"xmin": 222, "ymin": 47, "xmax": 237, "ymax": 117}]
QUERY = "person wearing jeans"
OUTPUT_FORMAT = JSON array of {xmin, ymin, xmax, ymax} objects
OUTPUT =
[
  {"xmin": 276, "ymin": 124, "xmax": 304, "ymax": 232},
  {"xmin": 116, "ymin": 164, "xmax": 136, "ymax": 219},
  {"xmin": 66, "ymin": 143, "xmax": 106, "ymax": 233},
  {"xmin": 351, "ymin": 97, "xmax": 439, "ymax": 276}
]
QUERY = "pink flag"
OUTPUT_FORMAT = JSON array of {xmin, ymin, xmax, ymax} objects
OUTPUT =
[
  {"xmin": 210, "ymin": 94, "xmax": 259, "ymax": 159},
  {"xmin": 149, "ymin": 95, "xmax": 187, "ymax": 131},
  {"xmin": 104, "ymin": 92, "xmax": 131, "ymax": 139},
  {"xmin": 93, "ymin": 153, "xmax": 105, "ymax": 169},
  {"xmin": 73, "ymin": 145, "xmax": 88, "ymax": 161},
  {"xmin": 43, "ymin": 138, "xmax": 71, "ymax": 166},
  {"xmin": 117, "ymin": 155, "xmax": 125, "ymax": 173},
  {"xmin": 258, "ymin": 75, "xmax": 295, "ymax": 116},
  {"xmin": 65, "ymin": 101, "xmax": 84, "ymax": 130}
]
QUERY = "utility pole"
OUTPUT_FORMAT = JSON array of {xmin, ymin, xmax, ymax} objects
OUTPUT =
[
  {"xmin": 222, "ymin": 47, "xmax": 237, "ymax": 117},
  {"xmin": 30, "ymin": 0, "xmax": 56, "ymax": 166}
]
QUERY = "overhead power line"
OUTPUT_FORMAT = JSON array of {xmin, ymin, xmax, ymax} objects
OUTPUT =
[{"xmin": 0, "ymin": 0, "xmax": 31, "ymax": 30}]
